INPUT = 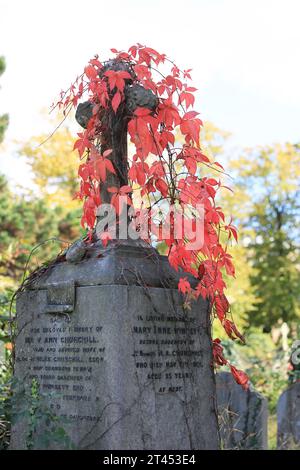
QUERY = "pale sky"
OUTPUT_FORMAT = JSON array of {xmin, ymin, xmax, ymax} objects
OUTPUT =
[{"xmin": 1, "ymin": 0, "xmax": 300, "ymax": 186}]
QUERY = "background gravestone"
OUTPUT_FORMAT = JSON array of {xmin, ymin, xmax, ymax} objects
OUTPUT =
[
  {"xmin": 277, "ymin": 382, "xmax": 300, "ymax": 449},
  {"xmin": 10, "ymin": 242, "xmax": 220, "ymax": 449},
  {"xmin": 216, "ymin": 372, "xmax": 268, "ymax": 449}
]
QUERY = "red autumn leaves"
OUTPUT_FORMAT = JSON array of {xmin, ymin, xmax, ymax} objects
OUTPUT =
[
  {"xmin": 104, "ymin": 69, "xmax": 132, "ymax": 113},
  {"xmin": 180, "ymin": 111, "xmax": 202, "ymax": 147},
  {"xmin": 57, "ymin": 44, "xmax": 248, "ymax": 389},
  {"xmin": 213, "ymin": 339, "xmax": 249, "ymax": 390},
  {"xmin": 76, "ymin": 147, "xmax": 117, "ymax": 228},
  {"xmin": 78, "ymin": 148, "xmax": 115, "ymax": 183},
  {"xmin": 108, "ymin": 185, "xmax": 132, "ymax": 215},
  {"xmin": 73, "ymin": 131, "xmax": 92, "ymax": 158}
]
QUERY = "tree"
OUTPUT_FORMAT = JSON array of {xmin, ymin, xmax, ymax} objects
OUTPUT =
[
  {"xmin": 19, "ymin": 124, "xmax": 80, "ymax": 208},
  {"xmin": 0, "ymin": 174, "xmax": 81, "ymax": 291},
  {"xmin": 230, "ymin": 143, "xmax": 300, "ymax": 331},
  {"xmin": 249, "ymin": 193, "xmax": 300, "ymax": 330},
  {"xmin": 0, "ymin": 56, "xmax": 9, "ymax": 143}
]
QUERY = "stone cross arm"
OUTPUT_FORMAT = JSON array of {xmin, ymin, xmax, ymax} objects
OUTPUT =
[{"xmin": 76, "ymin": 83, "xmax": 158, "ymax": 129}]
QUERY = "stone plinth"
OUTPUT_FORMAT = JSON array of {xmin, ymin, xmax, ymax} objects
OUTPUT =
[{"xmin": 10, "ymin": 242, "xmax": 219, "ymax": 450}]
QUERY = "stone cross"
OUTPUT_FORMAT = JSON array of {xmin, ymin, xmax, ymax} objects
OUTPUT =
[
  {"xmin": 75, "ymin": 59, "xmax": 158, "ymax": 204},
  {"xmin": 66, "ymin": 60, "xmax": 158, "ymax": 261}
]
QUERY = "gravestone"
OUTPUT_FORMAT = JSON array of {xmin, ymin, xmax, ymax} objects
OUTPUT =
[
  {"xmin": 10, "ymin": 244, "xmax": 219, "ymax": 449},
  {"xmin": 216, "ymin": 372, "xmax": 268, "ymax": 449},
  {"xmin": 277, "ymin": 382, "xmax": 300, "ymax": 449},
  {"xmin": 10, "ymin": 58, "xmax": 220, "ymax": 449}
]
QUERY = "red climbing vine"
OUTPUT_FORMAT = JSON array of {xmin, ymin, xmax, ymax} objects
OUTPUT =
[{"xmin": 53, "ymin": 44, "xmax": 249, "ymax": 390}]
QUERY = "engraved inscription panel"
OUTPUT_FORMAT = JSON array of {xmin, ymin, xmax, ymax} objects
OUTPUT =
[
  {"xmin": 132, "ymin": 313, "xmax": 203, "ymax": 394},
  {"xmin": 12, "ymin": 284, "xmax": 216, "ymax": 450},
  {"xmin": 19, "ymin": 322, "xmax": 105, "ymax": 420}
]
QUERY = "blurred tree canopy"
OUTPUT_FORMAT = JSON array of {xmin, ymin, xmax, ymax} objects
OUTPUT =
[
  {"xmin": 0, "ymin": 56, "xmax": 9, "ymax": 144},
  {"xmin": 20, "ymin": 126, "xmax": 80, "ymax": 208},
  {"xmin": 230, "ymin": 144, "xmax": 300, "ymax": 331},
  {"xmin": 0, "ymin": 173, "xmax": 81, "ymax": 291}
]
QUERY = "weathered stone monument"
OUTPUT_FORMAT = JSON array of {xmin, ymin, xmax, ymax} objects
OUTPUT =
[
  {"xmin": 10, "ymin": 59, "xmax": 220, "ymax": 450},
  {"xmin": 216, "ymin": 372, "xmax": 268, "ymax": 449},
  {"xmin": 277, "ymin": 382, "xmax": 300, "ymax": 449}
]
